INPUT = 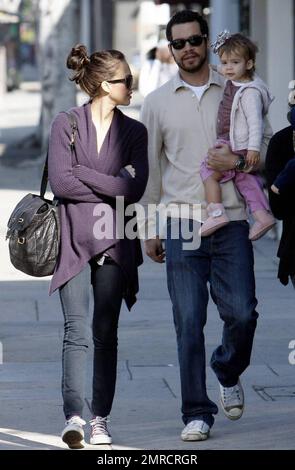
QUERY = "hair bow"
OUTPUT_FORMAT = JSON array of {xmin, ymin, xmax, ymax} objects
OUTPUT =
[{"xmin": 211, "ymin": 30, "xmax": 231, "ymax": 54}]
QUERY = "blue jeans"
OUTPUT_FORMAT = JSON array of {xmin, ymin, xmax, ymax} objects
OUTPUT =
[
  {"xmin": 59, "ymin": 258, "xmax": 126, "ymax": 419},
  {"xmin": 165, "ymin": 220, "xmax": 258, "ymax": 427}
]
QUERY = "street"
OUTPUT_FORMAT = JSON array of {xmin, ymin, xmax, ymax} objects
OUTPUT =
[{"xmin": 0, "ymin": 85, "xmax": 295, "ymax": 450}]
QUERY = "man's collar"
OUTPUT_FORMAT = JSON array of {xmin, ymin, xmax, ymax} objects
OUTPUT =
[{"xmin": 172, "ymin": 66, "xmax": 224, "ymax": 92}]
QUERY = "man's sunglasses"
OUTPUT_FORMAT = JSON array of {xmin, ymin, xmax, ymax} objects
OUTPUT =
[
  {"xmin": 170, "ymin": 34, "xmax": 207, "ymax": 50},
  {"xmin": 107, "ymin": 74, "xmax": 133, "ymax": 90}
]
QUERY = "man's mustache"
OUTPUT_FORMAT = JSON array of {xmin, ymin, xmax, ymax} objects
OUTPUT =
[{"xmin": 182, "ymin": 53, "xmax": 200, "ymax": 60}]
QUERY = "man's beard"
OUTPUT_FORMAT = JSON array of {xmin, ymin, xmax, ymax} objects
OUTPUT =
[{"xmin": 173, "ymin": 49, "xmax": 208, "ymax": 73}]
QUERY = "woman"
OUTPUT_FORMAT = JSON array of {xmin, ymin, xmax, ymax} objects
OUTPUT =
[
  {"xmin": 48, "ymin": 44, "xmax": 148, "ymax": 448},
  {"xmin": 265, "ymin": 100, "xmax": 295, "ymax": 287}
]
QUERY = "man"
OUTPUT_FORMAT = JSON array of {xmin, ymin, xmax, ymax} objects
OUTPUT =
[{"xmin": 140, "ymin": 10, "xmax": 262, "ymax": 441}]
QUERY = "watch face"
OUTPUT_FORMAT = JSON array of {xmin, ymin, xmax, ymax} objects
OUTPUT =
[{"xmin": 237, "ymin": 157, "xmax": 245, "ymax": 170}]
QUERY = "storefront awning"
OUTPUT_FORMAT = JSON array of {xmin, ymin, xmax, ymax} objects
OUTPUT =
[
  {"xmin": 0, "ymin": 11, "xmax": 19, "ymax": 23},
  {"xmin": 154, "ymin": 0, "xmax": 209, "ymax": 5}
]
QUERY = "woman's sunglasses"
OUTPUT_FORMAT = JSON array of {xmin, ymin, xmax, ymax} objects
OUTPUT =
[
  {"xmin": 170, "ymin": 34, "xmax": 207, "ymax": 50},
  {"xmin": 107, "ymin": 74, "xmax": 133, "ymax": 90}
]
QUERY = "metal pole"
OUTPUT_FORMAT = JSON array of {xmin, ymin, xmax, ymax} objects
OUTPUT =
[
  {"xmin": 92, "ymin": 0, "xmax": 113, "ymax": 51},
  {"xmin": 80, "ymin": 0, "xmax": 91, "ymax": 50},
  {"xmin": 0, "ymin": 46, "xmax": 7, "ymax": 95},
  {"xmin": 93, "ymin": 0, "xmax": 103, "ymax": 50},
  {"xmin": 209, "ymin": 0, "xmax": 240, "ymax": 64}
]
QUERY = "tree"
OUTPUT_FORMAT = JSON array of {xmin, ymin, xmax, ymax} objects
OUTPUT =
[{"xmin": 38, "ymin": 0, "xmax": 79, "ymax": 154}]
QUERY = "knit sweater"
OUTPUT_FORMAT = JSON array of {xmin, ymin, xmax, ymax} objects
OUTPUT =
[
  {"xmin": 48, "ymin": 103, "xmax": 148, "ymax": 309},
  {"xmin": 217, "ymin": 80, "xmax": 240, "ymax": 141}
]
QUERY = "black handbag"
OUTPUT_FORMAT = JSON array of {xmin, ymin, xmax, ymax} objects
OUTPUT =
[{"xmin": 6, "ymin": 112, "xmax": 77, "ymax": 277}]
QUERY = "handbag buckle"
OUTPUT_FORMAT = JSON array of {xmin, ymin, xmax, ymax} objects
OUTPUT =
[{"xmin": 17, "ymin": 237, "xmax": 25, "ymax": 245}]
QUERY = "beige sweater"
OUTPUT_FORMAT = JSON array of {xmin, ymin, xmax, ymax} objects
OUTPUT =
[{"xmin": 140, "ymin": 68, "xmax": 269, "ymax": 236}]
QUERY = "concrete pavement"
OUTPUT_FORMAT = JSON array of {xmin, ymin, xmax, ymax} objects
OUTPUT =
[{"xmin": 0, "ymin": 86, "xmax": 295, "ymax": 450}]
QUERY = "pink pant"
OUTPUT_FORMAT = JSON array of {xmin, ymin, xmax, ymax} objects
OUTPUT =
[{"xmin": 200, "ymin": 140, "xmax": 269, "ymax": 213}]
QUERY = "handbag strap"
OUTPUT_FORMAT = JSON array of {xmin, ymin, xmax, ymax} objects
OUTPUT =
[{"xmin": 40, "ymin": 111, "xmax": 78, "ymax": 198}]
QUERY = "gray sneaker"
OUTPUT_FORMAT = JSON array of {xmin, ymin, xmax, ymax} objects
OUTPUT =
[
  {"xmin": 181, "ymin": 420, "xmax": 210, "ymax": 441},
  {"xmin": 219, "ymin": 378, "xmax": 244, "ymax": 420},
  {"xmin": 90, "ymin": 416, "xmax": 112, "ymax": 445},
  {"xmin": 61, "ymin": 415, "xmax": 86, "ymax": 449}
]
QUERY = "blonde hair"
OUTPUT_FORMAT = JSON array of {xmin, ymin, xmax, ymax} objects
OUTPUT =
[{"xmin": 218, "ymin": 34, "xmax": 258, "ymax": 77}]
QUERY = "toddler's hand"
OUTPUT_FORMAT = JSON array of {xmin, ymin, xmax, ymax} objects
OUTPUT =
[{"xmin": 246, "ymin": 150, "xmax": 260, "ymax": 167}]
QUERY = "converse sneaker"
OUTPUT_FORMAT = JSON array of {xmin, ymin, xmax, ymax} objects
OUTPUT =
[
  {"xmin": 181, "ymin": 420, "xmax": 210, "ymax": 441},
  {"xmin": 219, "ymin": 379, "xmax": 244, "ymax": 420},
  {"xmin": 90, "ymin": 416, "xmax": 112, "ymax": 445},
  {"xmin": 61, "ymin": 415, "xmax": 86, "ymax": 449}
]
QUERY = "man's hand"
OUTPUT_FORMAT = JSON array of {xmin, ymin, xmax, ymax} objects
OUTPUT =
[
  {"xmin": 207, "ymin": 143, "xmax": 238, "ymax": 172},
  {"xmin": 145, "ymin": 237, "xmax": 165, "ymax": 263}
]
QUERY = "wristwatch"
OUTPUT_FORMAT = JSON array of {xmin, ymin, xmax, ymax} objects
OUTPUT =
[{"xmin": 235, "ymin": 155, "xmax": 247, "ymax": 171}]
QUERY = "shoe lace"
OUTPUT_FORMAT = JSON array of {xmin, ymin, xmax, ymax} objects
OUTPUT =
[
  {"xmin": 90, "ymin": 416, "xmax": 109, "ymax": 435},
  {"xmin": 222, "ymin": 384, "xmax": 241, "ymax": 404},
  {"xmin": 66, "ymin": 415, "xmax": 86, "ymax": 426},
  {"xmin": 186, "ymin": 420, "xmax": 200, "ymax": 430}
]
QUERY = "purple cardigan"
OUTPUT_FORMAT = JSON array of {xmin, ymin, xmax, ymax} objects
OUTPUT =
[{"xmin": 48, "ymin": 103, "xmax": 148, "ymax": 309}]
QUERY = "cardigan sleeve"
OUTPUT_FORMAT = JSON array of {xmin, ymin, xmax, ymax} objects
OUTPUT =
[
  {"xmin": 72, "ymin": 123, "xmax": 149, "ymax": 204},
  {"xmin": 273, "ymin": 159, "xmax": 295, "ymax": 196},
  {"xmin": 240, "ymin": 88, "xmax": 264, "ymax": 152},
  {"xmin": 48, "ymin": 113, "xmax": 104, "ymax": 203},
  {"xmin": 265, "ymin": 128, "xmax": 295, "ymax": 219}
]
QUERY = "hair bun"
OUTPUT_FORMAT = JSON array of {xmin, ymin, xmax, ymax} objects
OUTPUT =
[{"xmin": 67, "ymin": 44, "xmax": 90, "ymax": 72}]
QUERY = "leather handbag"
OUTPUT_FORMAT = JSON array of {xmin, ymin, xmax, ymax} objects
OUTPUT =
[{"xmin": 6, "ymin": 112, "xmax": 77, "ymax": 277}]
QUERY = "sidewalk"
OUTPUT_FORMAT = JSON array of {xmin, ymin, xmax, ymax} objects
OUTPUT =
[{"xmin": 1, "ymin": 86, "xmax": 295, "ymax": 450}]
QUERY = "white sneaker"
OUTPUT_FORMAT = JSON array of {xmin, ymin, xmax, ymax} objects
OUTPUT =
[
  {"xmin": 61, "ymin": 415, "xmax": 86, "ymax": 449},
  {"xmin": 219, "ymin": 378, "xmax": 244, "ymax": 420},
  {"xmin": 181, "ymin": 420, "xmax": 210, "ymax": 441},
  {"xmin": 90, "ymin": 416, "xmax": 112, "ymax": 445}
]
